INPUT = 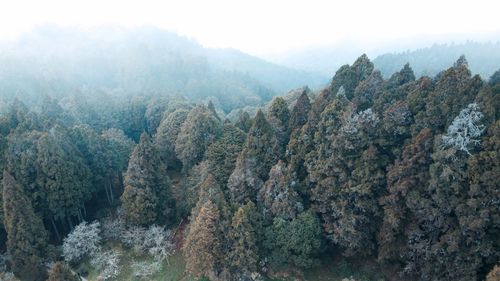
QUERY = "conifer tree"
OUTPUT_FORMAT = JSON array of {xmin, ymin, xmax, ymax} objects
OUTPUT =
[
  {"xmin": 205, "ymin": 122, "xmax": 246, "ymax": 186},
  {"xmin": 3, "ymin": 171, "xmax": 48, "ymax": 281},
  {"xmin": 258, "ymin": 161, "xmax": 303, "ymax": 221},
  {"xmin": 183, "ymin": 200, "xmax": 222, "ymax": 279},
  {"xmin": 121, "ymin": 133, "xmax": 173, "ymax": 225},
  {"xmin": 289, "ymin": 90, "xmax": 311, "ymax": 131},
  {"xmin": 268, "ymin": 97, "xmax": 291, "ymax": 149},
  {"xmin": 234, "ymin": 110, "xmax": 252, "ymax": 133},
  {"xmin": 377, "ymin": 128, "xmax": 434, "ymax": 263},
  {"xmin": 418, "ymin": 56, "xmax": 482, "ymax": 132},
  {"xmin": 228, "ymin": 110, "xmax": 281, "ymax": 204},
  {"xmin": 227, "ymin": 201, "xmax": 261, "ymax": 278},
  {"xmin": 191, "ymin": 174, "xmax": 228, "ymax": 220},
  {"xmin": 264, "ymin": 210, "xmax": 323, "ymax": 269},
  {"xmin": 175, "ymin": 105, "xmax": 222, "ymax": 171},
  {"xmin": 154, "ymin": 108, "xmax": 189, "ymax": 168}
]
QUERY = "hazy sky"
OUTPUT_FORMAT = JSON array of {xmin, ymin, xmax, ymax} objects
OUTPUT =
[{"xmin": 1, "ymin": 0, "xmax": 499, "ymax": 55}]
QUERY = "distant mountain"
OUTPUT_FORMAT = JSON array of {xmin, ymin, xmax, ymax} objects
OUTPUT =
[
  {"xmin": 205, "ymin": 48, "xmax": 327, "ymax": 93},
  {"xmin": 267, "ymin": 40, "xmax": 500, "ymax": 81},
  {"xmin": 0, "ymin": 25, "xmax": 327, "ymax": 112},
  {"xmin": 373, "ymin": 42, "xmax": 500, "ymax": 79}
]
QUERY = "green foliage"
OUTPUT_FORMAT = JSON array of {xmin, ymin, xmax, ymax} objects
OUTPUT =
[
  {"xmin": 289, "ymin": 90, "xmax": 311, "ymax": 130},
  {"xmin": 264, "ymin": 210, "xmax": 323, "ymax": 269},
  {"xmin": 235, "ymin": 110, "xmax": 253, "ymax": 133},
  {"xmin": 205, "ymin": 122, "xmax": 246, "ymax": 186},
  {"xmin": 175, "ymin": 105, "xmax": 222, "ymax": 171},
  {"xmin": 121, "ymin": 133, "xmax": 174, "ymax": 226},
  {"xmin": 258, "ymin": 160, "xmax": 303, "ymax": 221},
  {"xmin": 227, "ymin": 201, "xmax": 262, "ymax": 278},
  {"xmin": 154, "ymin": 107, "xmax": 190, "ymax": 169},
  {"xmin": 3, "ymin": 171, "xmax": 48, "ymax": 281},
  {"xmin": 5, "ymin": 126, "xmax": 93, "ymax": 222},
  {"xmin": 228, "ymin": 110, "xmax": 282, "ymax": 204}
]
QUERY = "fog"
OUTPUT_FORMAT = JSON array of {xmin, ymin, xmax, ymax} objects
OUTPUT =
[{"xmin": 1, "ymin": 0, "xmax": 500, "ymax": 56}]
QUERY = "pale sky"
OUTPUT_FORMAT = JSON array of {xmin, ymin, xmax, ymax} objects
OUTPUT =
[{"xmin": 0, "ymin": 0, "xmax": 499, "ymax": 56}]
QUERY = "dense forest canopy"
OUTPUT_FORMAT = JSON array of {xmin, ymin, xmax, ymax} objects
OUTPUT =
[{"xmin": 0, "ymin": 28, "xmax": 499, "ymax": 281}]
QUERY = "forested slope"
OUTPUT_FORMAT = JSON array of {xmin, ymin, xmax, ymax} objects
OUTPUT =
[{"xmin": 0, "ymin": 54, "xmax": 498, "ymax": 281}]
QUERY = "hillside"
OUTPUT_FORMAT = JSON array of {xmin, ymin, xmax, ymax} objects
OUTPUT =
[
  {"xmin": 0, "ymin": 25, "xmax": 327, "ymax": 112},
  {"xmin": 373, "ymin": 41, "xmax": 500, "ymax": 79}
]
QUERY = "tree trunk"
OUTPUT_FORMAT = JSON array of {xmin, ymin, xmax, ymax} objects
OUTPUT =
[
  {"xmin": 104, "ymin": 184, "xmax": 111, "ymax": 204},
  {"xmin": 51, "ymin": 218, "xmax": 61, "ymax": 241},
  {"xmin": 109, "ymin": 182, "xmax": 115, "ymax": 204},
  {"xmin": 67, "ymin": 216, "xmax": 74, "ymax": 230}
]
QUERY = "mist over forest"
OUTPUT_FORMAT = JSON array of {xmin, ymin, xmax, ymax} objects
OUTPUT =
[{"xmin": 0, "ymin": 23, "xmax": 499, "ymax": 281}]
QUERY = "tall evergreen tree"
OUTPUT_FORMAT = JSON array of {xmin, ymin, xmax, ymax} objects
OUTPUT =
[
  {"xmin": 184, "ymin": 200, "xmax": 222, "ymax": 279},
  {"xmin": 228, "ymin": 110, "xmax": 281, "ymax": 204},
  {"xmin": 234, "ymin": 111, "xmax": 252, "ymax": 133},
  {"xmin": 205, "ymin": 122, "xmax": 246, "ymax": 186},
  {"xmin": 175, "ymin": 105, "xmax": 222, "ymax": 171},
  {"xmin": 418, "ymin": 56, "xmax": 482, "ymax": 132},
  {"xmin": 3, "ymin": 171, "xmax": 48, "ymax": 281},
  {"xmin": 121, "ymin": 133, "xmax": 174, "ymax": 225},
  {"xmin": 377, "ymin": 128, "xmax": 434, "ymax": 263},
  {"xmin": 289, "ymin": 90, "xmax": 311, "ymax": 131},
  {"xmin": 227, "ymin": 201, "xmax": 261, "ymax": 278},
  {"xmin": 154, "ymin": 108, "xmax": 190, "ymax": 169},
  {"xmin": 258, "ymin": 161, "xmax": 303, "ymax": 221}
]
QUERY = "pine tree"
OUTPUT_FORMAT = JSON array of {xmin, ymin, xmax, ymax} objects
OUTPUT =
[
  {"xmin": 3, "ymin": 171, "xmax": 48, "ymax": 281},
  {"xmin": 227, "ymin": 201, "xmax": 261, "ymax": 278},
  {"xmin": 228, "ymin": 110, "xmax": 281, "ymax": 204},
  {"xmin": 47, "ymin": 262, "xmax": 79, "ymax": 281},
  {"xmin": 183, "ymin": 200, "xmax": 222, "ymax": 279},
  {"xmin": 121, "ymin": 133, "xmax": 174, "ymax": 225}
]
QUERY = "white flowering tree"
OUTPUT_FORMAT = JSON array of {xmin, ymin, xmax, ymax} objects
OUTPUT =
[
  {"xmin": 91, "ymin": 249, "xmax": 121, "ymax": 280},
  {"xmin": 442, "ymin": 103, "xmax": 484, "ymax": 155},
  {"xmin": 62, "ymin": 221, "xmax": 102, "ymax": 263},
  {"xmin": 120, "ymin": 225, "xmax": 174, "ymax": 262}
]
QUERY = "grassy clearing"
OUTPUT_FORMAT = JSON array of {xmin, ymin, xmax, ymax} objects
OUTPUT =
[
  {"xmin": 74, "ymin": 242, "xmax": 195, "ymax": 281},
  {"xmin": 75, "ymin": 242, "xmax": 383, "ymax": 281}
]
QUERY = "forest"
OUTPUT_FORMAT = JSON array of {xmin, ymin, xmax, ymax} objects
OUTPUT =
[{"xmin": 0, "ymin": 39, "xmax": 499, "ymax": 281}]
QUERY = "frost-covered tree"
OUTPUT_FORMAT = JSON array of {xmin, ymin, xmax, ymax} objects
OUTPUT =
[
  {"xmin": 120, "ymin": 224, "xmax": 174, "ymax": 262},
  {"xmin": 442, "ymin": 102, "xmax": 484, "ymax": 155},
  {"xmin": 62, "ymin": 221, "xmax": 102, "ymax": 263},
  {"xmin": 91, "ymin": 249, "xmax": 121, "ymax": 280}
]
